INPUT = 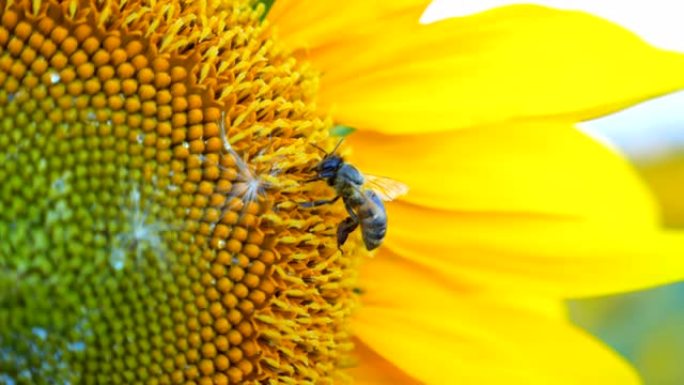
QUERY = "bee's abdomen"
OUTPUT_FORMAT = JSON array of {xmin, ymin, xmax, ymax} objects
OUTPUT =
[{"xmin": 360, "ymin": 191, "xmax": 388, "ymax": 250}]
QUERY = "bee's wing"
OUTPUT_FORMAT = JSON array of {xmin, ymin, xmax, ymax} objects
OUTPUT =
[{"xmin": 363, "ymin": 174, "xmax": 409, "ymax": 201}]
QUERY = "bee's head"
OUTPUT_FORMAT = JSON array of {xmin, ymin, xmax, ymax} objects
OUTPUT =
[
  {"xmin": 308, "ymin": 139, "xmax": 345, "ymax": 182},
  {"xmin": 316, "ymin": 154, "xmax": 343, "ymax": 180}
]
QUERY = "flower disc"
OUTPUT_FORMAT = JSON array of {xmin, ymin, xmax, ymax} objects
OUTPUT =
[{"xmin": 0, "ymin": 1, "xmax": 355, "ymax": 384}]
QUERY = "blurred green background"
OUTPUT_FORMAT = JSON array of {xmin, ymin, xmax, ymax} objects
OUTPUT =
[{"xmin": 571, "ymin": 153, "xmax": 684, "ymax": 385}]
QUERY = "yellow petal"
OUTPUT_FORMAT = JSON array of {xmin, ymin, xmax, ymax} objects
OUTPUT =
[
  {"xmin": 315, "ymin": 5, "xmax": 684, "ymax": 134},
  {"xmin": 350, "ymin": 338, "xmax": 422, "ymax": 385},
  {"xmin": 384, "ymin": 202, "xmax": 684, "ymax": 297},
  {"xmin": 347, "ymin": 120, "xmax": 657, "ymax": 225},
  {"xmin": 361, "ymin": 251, "xmax": 568, "ymax": 320},
  {"xmin": 267, "ymin": 0, "xmax": 429, "ymax": 53},
  {"xmin": 354, "ymin": 254, "xmax": 640, "ymax": 385}
]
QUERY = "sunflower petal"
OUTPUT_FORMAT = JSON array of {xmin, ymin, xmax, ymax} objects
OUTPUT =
[
  {"xmin": 315, "ymin": 5, "xmax": 684, "ymax": 134},
  {"xmin": 347, "ymin": 121, "xmax": 657, "ymax": 224},
  {"xmin": 267, "ymin": 0, "xmax": 430, "ymax": 53},
  {"xmin": 384, "ymin": 202, "xmax": 684, "ymax": 297},
  {"xmin": 354, "ymin": 254, "xmax": 640, "ymax": 385}
]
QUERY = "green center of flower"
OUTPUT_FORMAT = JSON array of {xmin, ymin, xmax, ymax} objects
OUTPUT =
[{"xmin": 0, "ymin": 1, "xmax": 358, "ymax": 383}]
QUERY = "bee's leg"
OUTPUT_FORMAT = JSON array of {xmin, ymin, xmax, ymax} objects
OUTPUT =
[
  {"xmin": 299, "ymin": 195, "xmax": 341, "ymax": 208},
  {"xmin": 338, "ymin": 201, "xmax": 360, "ymax": 249},
  {"xmin": 337, "ymin": 216, "xmax": 359, "ymax": 249},
  {"xmin": 343, "ymin": 200, "xmax": 359, "ymax": 222}
]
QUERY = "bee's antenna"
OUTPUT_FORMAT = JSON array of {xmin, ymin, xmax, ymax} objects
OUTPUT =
[
  {"xmin": 330, "ymin": 138, "xmax": 344, "ymax": 154},
  {"xmin": 309, "ymin": 138, "xmax": 344, "ymax": 156},
  {"xmin": 309, "ymin": 143, "xmax": 329, "ymax": 155}
]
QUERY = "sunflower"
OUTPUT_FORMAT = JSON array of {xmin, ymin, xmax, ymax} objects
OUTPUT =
[{"xmin": 1, "ymin": 0, "xmax": 684, "ymax": 384}]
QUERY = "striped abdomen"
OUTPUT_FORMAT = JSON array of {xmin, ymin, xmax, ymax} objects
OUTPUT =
[{"xmin": 359, "ymin": 190, "xmax": 387, "ymax": 250}]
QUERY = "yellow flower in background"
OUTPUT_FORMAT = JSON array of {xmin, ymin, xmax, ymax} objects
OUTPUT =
[
  {"xmin": 1, "ymin": 1, "xmax": 684, "ymax": 385},
  {"xmin": 638, "ymin": 155, "xmax": 684, "ymax": 227}
]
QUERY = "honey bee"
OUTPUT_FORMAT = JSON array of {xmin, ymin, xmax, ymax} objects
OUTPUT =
[{"xmin": 301, "ymin": 140, "xmax": 408, "ymax": 251}]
